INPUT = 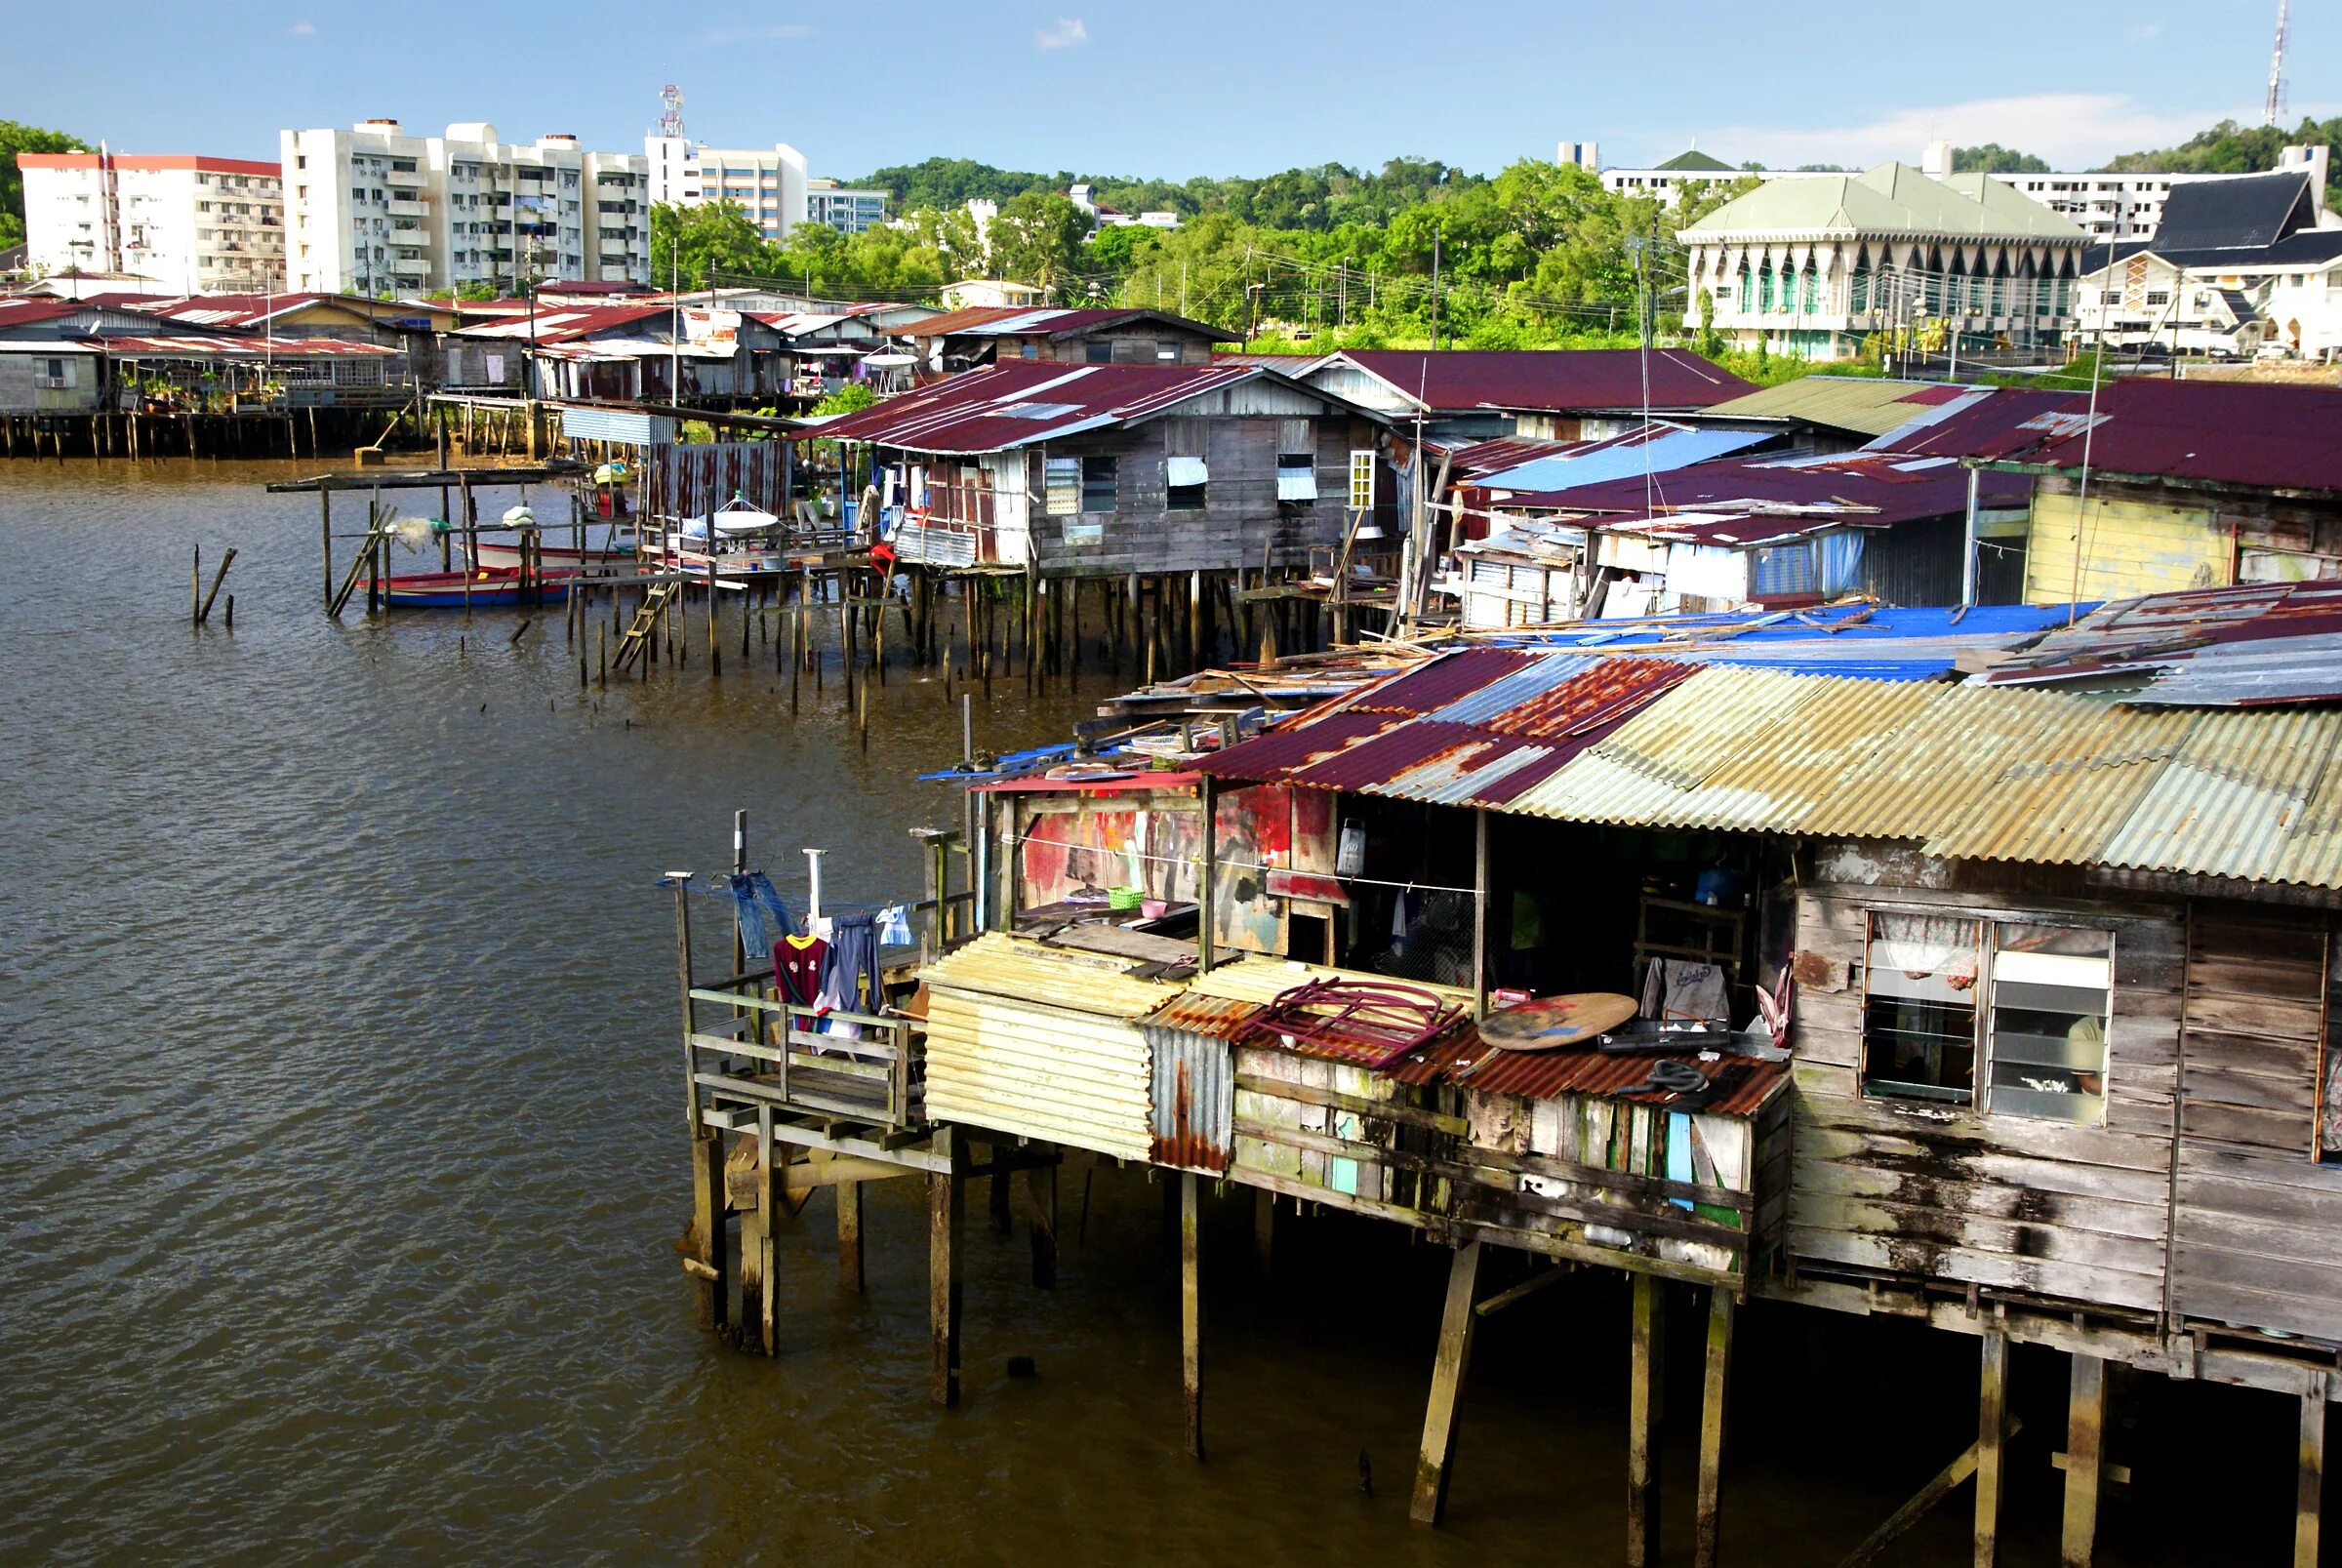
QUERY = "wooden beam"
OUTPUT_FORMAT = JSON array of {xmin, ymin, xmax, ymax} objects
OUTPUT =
[
  {"xmin": 837, "ymin": 1178, "xmax": 864, "ymax": 1296},
  {"xmin": 1835, "ymin": 1419, "xmax": 2023, "ymax": 1568},
  {"xmin": 1629, "ymin": 1273, "xmax": 1666, "ymax": 1568},
  {"xmin": 1182, "ymin": 1171, "xmax": 1204, "ymax": 1460},
  {"xmin": 1976, "ymin": 1330, "xmax": 2008, "ymax": 1568},
  {"xmin": 2060, "ymin": 1353, "xmax": 2107, "ymax": 1567},
  {"xmin": 1410, "ymin": 1241, "xmax": 1483, "ymax": 1525},
  {"xmin": 929, "ymin": 1126, "xmax": 963, "ymax": 1407},
  {"xmin": 691, "ymin": 1129, "xmax": 727, "ymax": 1334},
  {"xmin": 1696, "ymin": 1284, "xmax": 1734, "ymax": 1568},
  {"xmin": 2301, "ymin": 1372, "xmax": 2328, "ymax": 1568}
]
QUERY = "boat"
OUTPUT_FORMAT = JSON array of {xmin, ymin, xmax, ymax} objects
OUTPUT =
[
  {"xmin": 379, "ymin": 566, "xmax": 575, "ymax": 609},
  {"xmin": 464, "ymin": 533, "xmax": 635, "ymax": 573}
]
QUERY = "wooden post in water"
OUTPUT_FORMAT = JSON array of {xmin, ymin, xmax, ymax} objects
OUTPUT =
[
  {"xmin": 1411, "ymin": 1240, "xmax": 1482, "ymax": 1524},
  {"xmin": 691, "ymin": 1128, "xmax": 727, "ymax": 1335},
  {"xmin": 928, "ymin": 1125, "xmax": 963, "ymax": 1407},
  {"xmin": 837, "ymin": 1178, "xmax": 864, "ymax": 1295},
  {"xmin": 2061, "ymin": 1353, "xmax": 2108, "ymax": 1567},
  {"xmin": 1976, "ymin": 1328, "xmax": 2008, "ymax": 1568},
  {"xmin": 1181, "ymin": 1171, "xmax": 1203, "ymax": 1461},
  {"xmin": 2300, "ymin": 1373, "xmax": 2327, "ymax": 1568},
  {"xmin": 1628, "ymin": 1273, "xmax": 1666, "ymax": 1567},
  {"xmin": 1694, "ymin": 1285, "xmax": 1734, "ymax": 1568},
  {"xmin": 320, "ymin": 490, "xmax": 334, "ymax": 608}
]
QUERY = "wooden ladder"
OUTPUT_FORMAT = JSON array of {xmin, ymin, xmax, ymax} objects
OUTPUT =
[{"xmin": 613, "ymin": 580, "xmax": 679, "ymax": 672}]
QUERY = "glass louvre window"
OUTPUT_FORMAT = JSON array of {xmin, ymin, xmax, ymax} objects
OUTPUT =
[
  {"xmin": 1044, "ymin": 457, "xmax": 1081, "ymax": 516},
  {"xmin": 1080, "ymin": 455, "xmax": 1117, "ymax": 512},
  {"xmin": 1862, "ymin": 913, "xmax": 1981, "ymax": 1104},
  {"xmin": 1987, "ymin": 925, "xmax": 2111, "ymax": 1124}
]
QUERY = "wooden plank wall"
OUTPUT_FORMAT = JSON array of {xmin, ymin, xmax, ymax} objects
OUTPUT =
[
  {"xmin": 2169, "ymin": 900, "xmax": 2342, "ymax": 1341},
  {"xmin": 1784, "ymin": 872, "xmax": 2184, "ymax": 1315},
  {"xmin": 1029, "ymin": 418, "xmax": 1345, "ymax": 577}
]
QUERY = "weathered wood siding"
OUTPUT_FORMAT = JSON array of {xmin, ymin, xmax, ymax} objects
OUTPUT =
[
  {"xmin": 1783, "ymin": 863, "xmax": 2184, "ymax": 1316},
  {"xmin": 1023, "ymin": 416, "xmax": 1348, "ymax": 577},
  {"xmin": 2169, "ymin": 901, "xmax": 2342, "ymax": 1341},
  {"xmin": 2024, "ymin": 474, "xmax": 2342, "ymax": 604},
  {"xmin": 1004, "ymin": 328, "xmax": 1221, "ymax": 366}
]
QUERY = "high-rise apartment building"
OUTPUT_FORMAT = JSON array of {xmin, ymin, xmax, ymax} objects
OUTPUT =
[
  {"xmin": 644, "ymin": 139, "xmax": 890, "ymax": 240},
  {"xmin": 18, "ymin": 152, "xmax": 285, "ymax": 292},
  {"xmin": 280, "ymin": 120, "xmax": 649, "ymax": 295}
]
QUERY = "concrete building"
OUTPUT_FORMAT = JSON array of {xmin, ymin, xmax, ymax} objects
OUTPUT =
[
  {"xmin": 642, "ymin": 140, "xmax": 890, "ymax": 239},
  {"xmin": 1680, "ymin": 161, "xmax": 2091, "ymax": 360},
  {"xmin": 1583, "ymin": 138, "xmax": 2333, "ymax": 241},
  {"xmin": 805, "ymin": 178, "xmax": 890, "ymax": 235},
  {"xmin": 18, "ymin": 152, "xmax": 284, "ymax": 293},
  {"xmin": 280, "ymin": 120, "xmax": 648, "ymax": 296}
]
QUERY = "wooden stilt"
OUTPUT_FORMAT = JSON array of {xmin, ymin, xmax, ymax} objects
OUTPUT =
[
  {"xmin": 1182, "ymin": 1171, "xmax": 1203, "ymax": 1460},
  {"xmin": 2060, "ymin": 1353, "xmax": 2107, "ymax": 1567},
  {"xmin": 1976, "ymin": 1329, "xmax": 2008, "ymax": 1568},
  {"xmin": 1410, "ymin": 1240, "xmax": 1483, "ymax": 1524},
  {"xmin": 1025, "ymin": 1161, "xmax": 1058, "ymax": 1291},
  {"xmin": 929, "ymin": 1126, "xmax": 963, "ymax": 1407},
  {"xmin": 2300, "ymin": 1373, "xmax": 2327, "ymax": 1568},
  {"xmin": 1695, "ymin": 1285, "xmax": 1734, "ymax": 1568},
  {"xmin": 1629, "ymin": 1273, "xmax": 1666, "ymax": 1568},
  {"xmin": 837, "ymin": 1178, "xmax": 864, "ymax": 1295},
  {"xmin": 690, "ymin": 1129, "xmax": 727, "ymax": 1334},
  {"xmin": 754, "ymin": 1106, "xmax": 779, "ymax": 1354},
  {"xmin": 1254, "ymin": 1187, "xmax": 1273, "ymax": 1276}
]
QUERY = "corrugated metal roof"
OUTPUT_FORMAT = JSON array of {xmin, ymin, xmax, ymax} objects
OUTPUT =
[
  {"xmin": 1700, "ymin": 377, "xmax": 1956, "ymax": 436},
  {"xmin": 1502, "ymin": 450, "xmax": 2031, "ymax": 523},
  {"xmin": 1474, "ymin": 426, "xmax": 1773, "ymax": 491},
  {"xmin": 801, "ymin": 360, "xmax": 1313, "ymax": 455},
  {"xmin": 1389, "ymin": 1024, "xmax": 1793, "ymax": 1116},
  {"xmin": 1349, "ymin": 647, "xmax": 1537, "ymax": 713},
  {"xmin": 2028, "ymin": 379, "xmax": 2342, "ymax": 492},
  {"xmin": 1865, "ymin": 387, "xmax": 2092, "ymax": 460},
  {"xmin": 1314, "ymin": 348, "xmax": 1753, "ymax": 415}
]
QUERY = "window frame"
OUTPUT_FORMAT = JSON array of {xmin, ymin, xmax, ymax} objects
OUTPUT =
[
  {"xmin": 1348, "ymin": 450, "xmax": 1376, "ymax": 511},
  {"xmin": 1856, "ymin": 906, "xmax": 2117, "ymax": 1124}
]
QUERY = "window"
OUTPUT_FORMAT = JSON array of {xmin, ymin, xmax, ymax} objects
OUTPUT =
[
  {"xmin": 1080, "ymin": 455, "xmax": 1117, "ymax": 512},
  {"xmin": 1165, "ymin": 452, "xmax": 1207, "ymax": 510},
  {"xmin": 1862, "ymin": 913, "xmax": 1980, "ymax": 1105},
  {"xmin": 1083, "ymin": 339, "xmax": 1113, "ymax": 364},
  {"xmin": 1986, "ymin": 925, "xmax": 2111, "ymax": 1124},
  {"xmin": 35, "ymin": 357, "xmax": 69, "ymax": 388},
  {"xmin": 1019, "ymin": 342, "xmax": 1039, "ymax": 359},
  {"xmin": 1860, "ymin": 912, "xmax": 2113, "ymax": 1123},
  {"xmin": 1349, "ymin": 450, "xmax": 1377, "ymax": 510},
  {"xmin": 2144, "ymin": 290, "xmax": 2169, "ymax": 306},
  {"xmin": 1156, "ymin": 339, "xmax": 1181, "ymax": 362}
]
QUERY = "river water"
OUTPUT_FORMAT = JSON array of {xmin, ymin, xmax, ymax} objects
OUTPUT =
[{"xmin": 0, "ymin": 460, "xmax": 2303, "ymax": 1565}]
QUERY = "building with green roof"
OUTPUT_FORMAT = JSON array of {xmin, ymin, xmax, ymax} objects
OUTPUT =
[{"xmin": 1678, "ymin": 161, "xmax": 2090, "ymax": 360}]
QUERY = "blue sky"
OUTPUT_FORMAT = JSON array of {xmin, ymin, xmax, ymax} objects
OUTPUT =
[{"xmin": 1, "ymin": 0, "xmax": 2330, "ymax": 180}]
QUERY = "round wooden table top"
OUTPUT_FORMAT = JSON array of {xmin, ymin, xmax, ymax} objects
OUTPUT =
[{"xmin": 1477, "ymin": 991, "xmax": 1640, "ymax": 1052}]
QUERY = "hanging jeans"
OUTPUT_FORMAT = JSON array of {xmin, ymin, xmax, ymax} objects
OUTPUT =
[
  {"xmin": 728, "ymin": 871, "xmax": 797, "ymax": 961},
  {"xmin": 818, "ymin": 911, "xmax": 880, "ymax": 1040}
]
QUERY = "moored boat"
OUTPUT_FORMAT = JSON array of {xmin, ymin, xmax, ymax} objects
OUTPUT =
[{"xmin": 380, "ymin": 567, "xmax": 574, "ymax": 609}]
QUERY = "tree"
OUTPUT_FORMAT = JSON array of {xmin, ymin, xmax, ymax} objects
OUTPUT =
[
  {"xmin": 1954, "ymin": 143, "xmax": 2050, "ymax": 174},
  {"xmin": 1084, "ymin": 221, "xmax": 1151, "ymax": 277},
  {"xmin": 0, "ymin": 118, "xmax": 91, "ymax": 252},
  {"xmin": 987, "ymin": 193, "xmax": 1090, "ymax": 288},
  {"xmin": 648, "ymin": 201, "xmax": 775, "ymax": 290}
]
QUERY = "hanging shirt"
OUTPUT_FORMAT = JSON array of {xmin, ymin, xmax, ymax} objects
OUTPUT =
[{"xmin": 775, "ymin": 935, "xmax": 829, "ymax": 1013}]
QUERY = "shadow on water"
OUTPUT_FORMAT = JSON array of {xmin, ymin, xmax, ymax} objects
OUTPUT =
[{"xmin": 0, "ymin": 460, "xmax": 2306, "ymax": 1564}]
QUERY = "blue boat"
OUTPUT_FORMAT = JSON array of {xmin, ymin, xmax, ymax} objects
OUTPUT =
[{"xmin": 380, "ymin": 567, "xmax": 574, "ymax": 609}]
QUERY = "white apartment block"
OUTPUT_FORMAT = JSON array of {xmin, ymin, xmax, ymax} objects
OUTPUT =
[
  {"xmin": 281, "ymin": 120, "xmax": 648, "ymax": 296},
  {"xmin": 18, "ymin": 152, "xmax": 285, "ymax": 292},
  {"xmin": 644, "ymin": 139, "xmax": 890, "ymax": 239},
  {"xmin": 1575, "ymin": 138, "xmax": 2317, "ymax": 242}
]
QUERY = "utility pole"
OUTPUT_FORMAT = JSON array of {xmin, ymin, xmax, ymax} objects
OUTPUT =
[{"xmin": 1429, "ymin": 225, "xmax": 1442, "ymax": 351}]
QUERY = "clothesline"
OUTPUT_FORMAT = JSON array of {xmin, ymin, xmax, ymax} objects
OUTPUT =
[{"xmin": 997, "ymin": 832, "xmax": 1482, "ymax": 899}]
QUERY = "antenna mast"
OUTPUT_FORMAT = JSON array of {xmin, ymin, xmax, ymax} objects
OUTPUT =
[
  {"xmin": 659, "ymin": 84, "xmax": 686, "ymax": 141},
  {"xmin": 2265, "ymin": 0, "xmax": 2290, "ymax": 127}
]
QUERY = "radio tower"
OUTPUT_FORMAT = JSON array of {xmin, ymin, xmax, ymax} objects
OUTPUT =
[
  {"xmin": 659, "ymin": 83, "xmax": 686, "ymax": 140},
  {"xmin": 2264, "ymin": 0, "xmax": 2290, "ymax": 127}
]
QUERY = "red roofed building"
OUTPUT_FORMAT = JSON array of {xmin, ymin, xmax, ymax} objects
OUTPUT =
[
  {"xmin": 888, "ymin": 306, "xmax": 1237, "ymax": 375},
  {"xmin": 1299, "ymin": 348, "xmax": 1754, "ymax": 443}
]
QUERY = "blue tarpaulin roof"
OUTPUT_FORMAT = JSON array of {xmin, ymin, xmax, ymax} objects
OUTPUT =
[{"xmin": 1478, "ymin": 426, "xmax": 1772, "ymax": 491}]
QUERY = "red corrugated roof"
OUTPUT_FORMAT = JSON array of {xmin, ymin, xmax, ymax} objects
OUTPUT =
[
  {"xmin": 2030, "ymin": 379, "xmax": 2342, "ymax": 492},
  {"xmin": 1388, "ymin": 1023, "xmax": 1792, "ymax": 1114},
  {"xmin": 802, "ymin": 359, "xmax": 1313, "ymax": 454},
  {"xmin": 1507, "ymin": 452, "xmax": 2030, "ymax": 524},
  {"xmin": 1349, "ymin": 647, "xmax": 1538, "ymax": 713},
  {"xmin": 1868, "ymin": 387, "xmax": 2092, "ymax": 461},
  {"xmin": 1327, "ymin": 348, "xmax": 1753, "ymax": 414},
  {"xmin": 449, "ymin": 303, "xmax": 673, "ymax": 342}
]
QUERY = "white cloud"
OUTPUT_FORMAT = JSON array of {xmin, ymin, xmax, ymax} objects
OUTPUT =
[
  {"xmin": 2127, "ymin": 21, "xmax": 2163, "ymax": 41},
  {"xmin": 1034, "ymin": 17, "xmax": 1087, "ymax": 49},
  {"xmin": 289, "ymin": 19, "xmax": 315, "ymax": 35},
  {"xmin": 696, "ymin": 22, "xmax": 814, "ymax": 45},
  {"xmin": 1691, "ymin": 93, "xmax": 2245, "ymax": 172}
]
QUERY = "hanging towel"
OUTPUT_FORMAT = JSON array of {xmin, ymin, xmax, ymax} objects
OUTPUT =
[
  {"xmin": 818, "ymin": 911, "xmax": 880, "ymax": 1041},
  {"xmin": 728, "ymin": 871, "xmax": 798, "ymax": 961},
  {"xmin": 876, "ymin": 903, "xmax": 912, "ymax": 946}
]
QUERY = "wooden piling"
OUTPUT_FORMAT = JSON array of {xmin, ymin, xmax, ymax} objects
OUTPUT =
[
  {"xmin": 1695, "ymin": 1285, "xmax": 1734, "ymax": 1568},
  {"xmin": 753, "ymin": 1106, "xmax": 780, "ymax": 1354},
  {"xmin": 691, "ymin": 1129, "xmax": 728, "ymax": 1334},
  {"xmin": 2300, "ymin": 1373, "xmax": 2327, "ymax": 1568},
  {"xmin": 929, "ymin": 1126, "xmax": 963, "ymax": 1407},
  {"xmin": 837, "ymin": 1178, "xmax": 865, "ymax": 1296},
  {"xmin": 1411, "ymin": 1240, "xmax": 1482, "ymax": 1524},
  {"xmin": 1182, "ymin": 1171, "xmax": 1203, "ymax": 1461},
  {"xmin": 2060, "ymin": 1353, "xmax": 2108, "ymax": 1567},
  {"xmin": 1976, "ymin": 1329, "xmax": 2008, "ymax": 1568},
  {"xmin": 1629, "ymin": 1273, "xmax": 1666, "ymax": 1567}
]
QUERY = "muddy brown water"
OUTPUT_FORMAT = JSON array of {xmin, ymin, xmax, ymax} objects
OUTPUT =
[{"xmin": 0, "ymin": 460, "xmax": 2305, "ymax": 1564}]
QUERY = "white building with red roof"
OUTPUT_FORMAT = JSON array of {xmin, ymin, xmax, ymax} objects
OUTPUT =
[{"xmin": 18, "ymin": 152, "xmax": 284, "ymax": 294}]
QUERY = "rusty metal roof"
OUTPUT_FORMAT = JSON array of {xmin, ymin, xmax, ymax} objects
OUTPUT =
[
  {"xmin": 1388, "ymin": 1024, "xmax": 1792, "ymax": 1115},
  {"xmin": 1139, "ymin": 993, "xmax": 1261, "ymax": 1038},
  {"xmin": 1348, "ymin": 647, "xmax": 1539, "ymax": 713}
]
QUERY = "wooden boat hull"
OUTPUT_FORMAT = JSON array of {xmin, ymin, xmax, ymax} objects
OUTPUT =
[{"xmin": 465, "ymin": 539, "xmax": 630, "ymax": 572}]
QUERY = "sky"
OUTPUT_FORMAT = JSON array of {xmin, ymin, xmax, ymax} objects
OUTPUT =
[{"xmin": 1, "ymin": 0, "xmax": 2332, "ymax": 181}]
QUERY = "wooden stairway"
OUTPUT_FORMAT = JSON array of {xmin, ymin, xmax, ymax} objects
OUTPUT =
[{"xmin": 613, "ymin": 581, "xmax": 679, "ymax": 672}]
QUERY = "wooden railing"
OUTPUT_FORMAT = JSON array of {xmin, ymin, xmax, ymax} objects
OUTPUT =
[{"xmin": 685, "ymin": 970, "xmax": 924, "ymax": 1131}]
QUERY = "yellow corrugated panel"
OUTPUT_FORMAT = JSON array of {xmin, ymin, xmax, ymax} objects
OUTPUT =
[
  {"xmin": 920, "ymin": 932, "xmax": 1175, "ymax": 1160},
  {"xmin": 1188, "ymin": 952, "xmax": 1474, "ymax": 1010},
  {"xmin": 2023, "ymin": 491, "xmax": 2223, "ymax": 606},
  {"xmin": 1700, "ymin": 377, "xmax": 1944, "ymax": 436},
  {"xmin": 2095, "ymin": 706, "xmax": 2342, "ymax": 886}
]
